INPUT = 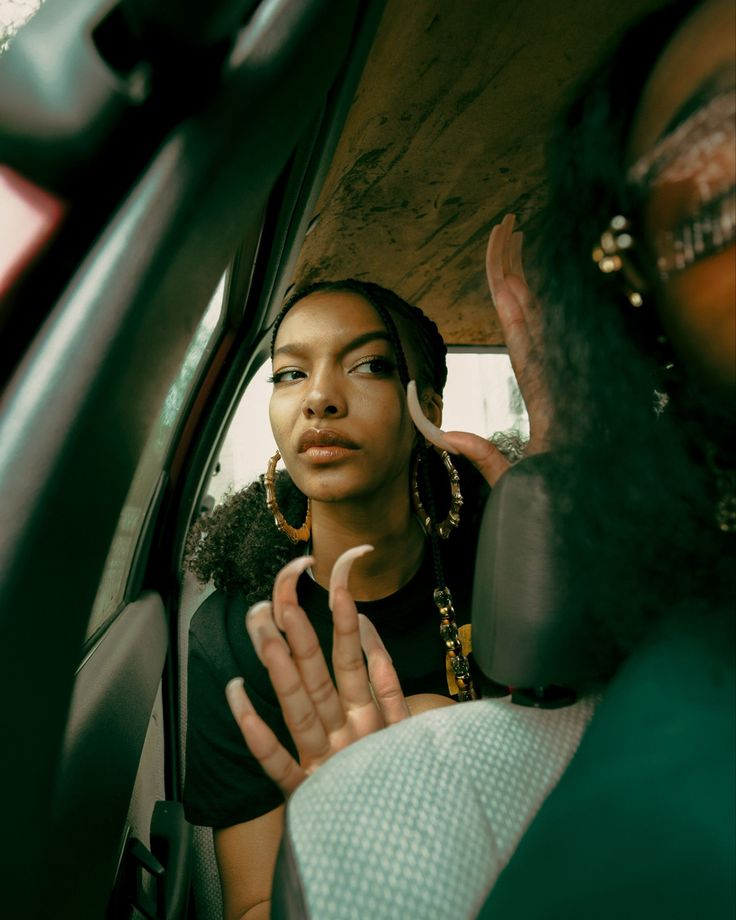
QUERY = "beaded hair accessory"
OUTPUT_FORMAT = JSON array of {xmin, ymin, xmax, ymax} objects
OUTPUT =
[{"xmin": 592, "ymin": 215, "xmax": 646, "ymax": 307}]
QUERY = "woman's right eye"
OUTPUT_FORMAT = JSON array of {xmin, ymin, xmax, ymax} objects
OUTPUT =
[{"xmin": 268, "ymin": 368, "xmax": 306, "ymax": 384}]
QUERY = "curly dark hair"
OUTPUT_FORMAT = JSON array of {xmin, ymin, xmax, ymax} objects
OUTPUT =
[
  {"xmin": 537, "ymin": 0, "xmax": 734, "ymax": 668},
  {"xmin": 184, "ymin": 471, "xmax": 306, "ymax": 607},
  {"xmin": 185, "ymin": 279, "xmax": 489, "ymax": 600}
]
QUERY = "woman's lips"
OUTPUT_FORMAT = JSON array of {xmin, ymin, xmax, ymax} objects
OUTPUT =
[
  {"xmin": 297, "ymin": 429, "xmax": 359, "ymax": 463},
  {"xmin": 297, "ymin": 429, "xmax": 359, "ymax": 452},
  {"xmin": 302, "ymin": 445, "xmax": 356, "ymax": 463}
]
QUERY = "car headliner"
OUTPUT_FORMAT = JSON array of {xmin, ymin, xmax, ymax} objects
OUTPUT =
[{"xmin": 291, "ymin": 0, "xmax": 669, "ymax": 346}]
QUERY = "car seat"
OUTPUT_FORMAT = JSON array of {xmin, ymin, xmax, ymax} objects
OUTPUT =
[
  {"xmin": 470, "ymin": 452, "xmax": 597, "ymax": 694},
  {"xmin": 478, "ymin": 609, "xmax": 735, "ymax": 919}
]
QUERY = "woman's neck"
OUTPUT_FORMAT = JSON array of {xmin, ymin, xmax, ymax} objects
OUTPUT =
[{"xmin": 308, "ymin": 496, "xmax": 426, "ymax": 601}]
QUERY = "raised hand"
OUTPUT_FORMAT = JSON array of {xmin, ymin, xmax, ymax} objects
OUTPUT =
[
  {"xmin": 484, "ymin": 212, "xmax": 550, "ymax": 457},
  {"xmin": 408, "ymin": 213, "xmax": 551, "ymax": 486},
  {"xmin": 225, "ymin": 548, "xmax": 410, "ymax": 797}
]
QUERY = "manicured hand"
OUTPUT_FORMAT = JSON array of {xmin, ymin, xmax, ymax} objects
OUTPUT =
[
  {"xmin": 407, "ymin": 213, "xmax": 551, "ymax": 486},
  {"xmin": 483, "ymin": 212, "xmax": 551, "ymax": 457},
  {"xmin": 225, "ymin": 548, "xmax": 410, "ymax": 797}
]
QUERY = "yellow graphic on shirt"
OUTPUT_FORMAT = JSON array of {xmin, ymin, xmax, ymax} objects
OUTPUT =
[{"xmin": 446, "ymin": 624, "xmax": 472, "ymax": 696}]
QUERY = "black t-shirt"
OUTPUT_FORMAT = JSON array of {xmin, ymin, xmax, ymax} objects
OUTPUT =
[{"xmin": 184, "ymin": 547, "xmax": 476, "ymax": 828}]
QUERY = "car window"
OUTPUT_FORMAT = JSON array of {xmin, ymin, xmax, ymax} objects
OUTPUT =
[
  {"xmin": 87, "ymin": 275, "xmax": 226, "ymax": 638},
  {"xmin": 0, "ymin": 0, "xmax": 43, "ymax": 53},
  {"xmin": 205, "ymin": 351, "xmax": 529, "ymax": 508}
]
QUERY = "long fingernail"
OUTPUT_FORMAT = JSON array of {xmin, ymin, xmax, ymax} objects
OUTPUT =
[
  {"xmin": 329, "ymin": 545, "xmax": 373, "ymax": 611},
  {"xmin": 407, "ymin": 381, "xmax": 459, "ymax": 454},
  {"xmin": 273, "ymin": 555, "xmax": 314, "ymax": 629},
  {"xmin": 245, "ymin": 601, "xmax": 274, "ymax": 656},
  {"xmin": 225, "ymin": 677, "xmax": 253, "ymax": 722},
  {"xmin": 245, "ymin": 600, "xmax": 271, "ymax": 627},
  {"xmin": 357, "ymin": 613, "xmax": 392, "ymax": 662}
]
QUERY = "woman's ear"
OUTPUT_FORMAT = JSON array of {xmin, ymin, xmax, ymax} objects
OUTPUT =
[{"xmin": 421, "ymin": 389, "xmax": 443, "ymax": 428}]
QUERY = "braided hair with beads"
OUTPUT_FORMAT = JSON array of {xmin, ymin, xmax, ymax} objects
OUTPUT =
[{"xmin": 272, "ymin": 279, "xmax": 476, "ymax": 701}]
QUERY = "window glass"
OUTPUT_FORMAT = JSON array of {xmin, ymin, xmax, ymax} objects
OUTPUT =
[
  {"xmin": 445, "ymin": 351, "xmax": 529, "ymax": 442},
  {"xmin": 205, "ymin": 351, "xmax": 529, "ymax": 508},
  {"xmin": 0, "ymin": 0, "xmax": 44, "ymax": 53},
  {"xmin": 87, "ymin": 277, "xmax": 226, "ymax": 638}
]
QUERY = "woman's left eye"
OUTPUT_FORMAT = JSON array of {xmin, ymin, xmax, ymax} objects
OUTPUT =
[
  {"xmin": 268, "ymin": 368, "xmax": 306, "ymax": 384},
  {"xmin": 351, "ymin": 356, "xmax": 395, "ymax": 376}
]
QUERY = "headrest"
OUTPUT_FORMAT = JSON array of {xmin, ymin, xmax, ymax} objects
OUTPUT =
[{"xmin": 471, "ymin": 453, "xmax": 595, "ymax": 690}]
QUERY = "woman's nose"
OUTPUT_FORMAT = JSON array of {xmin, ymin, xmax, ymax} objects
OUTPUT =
[
  {"xmin": 302, "ymin": 375, "xmax": 346, "ymax": 419},
  {"xmin": 303, "ymin": 399, "xmax": 338, "ymax": 418}
]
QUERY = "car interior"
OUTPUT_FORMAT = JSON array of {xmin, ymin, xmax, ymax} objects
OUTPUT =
[{"xmin": 0, "ymin": 0, "xmax": 681, "ymax": 918}]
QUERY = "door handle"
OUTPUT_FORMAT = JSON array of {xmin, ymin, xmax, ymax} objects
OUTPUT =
[{"xmin": 109, "ymin": 801, "xmax": 192, "ymax": 919}]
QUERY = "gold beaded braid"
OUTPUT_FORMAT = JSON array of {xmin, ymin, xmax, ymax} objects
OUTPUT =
[{"xmin": 434, "ymin": 586, "xmax": 476, "ymax": 701}]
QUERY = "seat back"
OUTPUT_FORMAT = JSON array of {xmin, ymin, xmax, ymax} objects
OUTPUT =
[{"xmin": 471, "ymin": 454, "xmax": 595, "ymax": 690}]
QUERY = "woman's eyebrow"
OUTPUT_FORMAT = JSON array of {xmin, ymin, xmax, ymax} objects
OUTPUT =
[
  {"xmin": 339, "ymin": 330, "xmax": 392, "ymax": 357},
  {"xmin": 273, "ymin": 330, "xmax": 391, "ymax": 360}
]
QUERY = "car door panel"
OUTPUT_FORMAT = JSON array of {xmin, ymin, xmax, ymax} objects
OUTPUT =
[{"xmin": 44, "ymin": 591, "xmax": 168, "ymax": 918}]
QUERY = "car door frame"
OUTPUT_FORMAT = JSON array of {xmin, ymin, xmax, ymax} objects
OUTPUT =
[{"xmin": 0, "ymin": 1, "xmax": 385, "ymax": 915}]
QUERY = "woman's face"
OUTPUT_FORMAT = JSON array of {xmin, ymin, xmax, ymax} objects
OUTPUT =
[
  {"xmin": 269, "ymin": 291, "xmax": 430, "ymax": 505},
  {"xmin": 628, "ymin": 0, "xmax": 735, "ymax": 394}
]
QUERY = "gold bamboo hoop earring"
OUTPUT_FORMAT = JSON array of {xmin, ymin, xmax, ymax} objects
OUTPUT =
[
  {"xmin": 264, "ymin": 450, "xmax": 311, "ymax": 543},
  {"xmin": 411, "ymin": 448, "xmax": 463, "ymax": 539}
]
